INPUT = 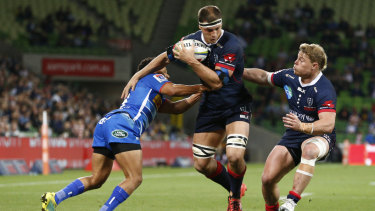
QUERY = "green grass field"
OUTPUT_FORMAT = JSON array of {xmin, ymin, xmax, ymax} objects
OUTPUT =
[{"xmin": 0, "ymin": 163, "xmax": 374, "ymax": 210}]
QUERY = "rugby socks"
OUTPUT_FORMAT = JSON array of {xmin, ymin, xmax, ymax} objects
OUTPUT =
[
  {"xmin": 100, "ymin": 186, "xmax": 129, "ymax": 211},
  {"xmin": 55, "ymin": 179, "xmax": 85, "ymax": 205},
  {"xmin": 206, "ymin": 160, "xmax": 231, "ymax": 192},
  {"xmin": 228, "ymin": 165, "xmax": 246, "ymax": 198},
  {"xmin": 287, "ymin": 190, "xmax": 301, "ymax": 203},
  {"xmin": 265, "ymin": 202, "xmax": 279, "ymax": 211}
]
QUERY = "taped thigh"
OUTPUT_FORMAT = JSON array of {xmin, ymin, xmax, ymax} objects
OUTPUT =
[
  {"xmin": 192, "ymin": 143, "xmax": 217, "ymax": 158},
  {"xmin": 226, "ymin": 134, "xmax": 248, "ymax": 149}
]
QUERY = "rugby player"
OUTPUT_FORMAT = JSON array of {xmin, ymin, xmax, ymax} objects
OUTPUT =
[
  {"xmin": 41, "ymin": 57, "xmax": 207, "ymax": 211},
  {"xmin": 121, "ymin": 5, "xmax": 252, "ymax": 211},
  {"xmin": 243, "ymin": 43, "xmax": 336, "ymax": 211}
]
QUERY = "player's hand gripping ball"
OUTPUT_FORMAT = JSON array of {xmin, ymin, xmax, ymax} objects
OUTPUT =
[{"xmin": 173, "ymin": 39, "xmax": 209, "ymax": 62}]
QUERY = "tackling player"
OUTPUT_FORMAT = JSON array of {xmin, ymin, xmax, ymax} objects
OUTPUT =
[
  {"xmin": 243, "ymin": 43, "xmax": 336, "ymax": 211},
  {"xmin": 41, "ymin": 57, "xmax": 207, "ymax": 211},
  {"xmin": 121, "ymin": 5, "xmax": 252, "ymax": 211}
]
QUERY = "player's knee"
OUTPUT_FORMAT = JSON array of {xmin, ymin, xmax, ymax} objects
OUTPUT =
[
  {"xmin": 302, "ymin": 144, "xmax": 319, "ymax": 160},
  {"xmin": 261, "ymin": 172, "xmax": 277, "ymax": 187},
  {"xmin": 226, "ymin": 153, "xmax": 243, "ymax": 165},
  {"xmin": 193, "ymin": 158, "xmax": 210, "ymax": 173},
  {"xmin": 131, "ymin": 175, "xmax": 143, "ymax": 187},
  {"xmin": 89, "ymin": 176, "xmax": 107, "ymax": 189}
]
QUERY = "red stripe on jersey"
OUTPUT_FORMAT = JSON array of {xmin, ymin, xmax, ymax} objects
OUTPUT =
[
  {"xmin": 159, "ymin": 81, "xmax": 172, "ymax": 92},
  {"xmin": 304, "ymin": 107, "xmax": 316, "ymax": 111},
  {"xmin": 318, "ymin": 109, "xmax": 336, "ymax": 113},
  {"xmin": 216, "ymin": 63, "xmax": 235, "ymax": 71},
  {"xmin": 271, "ymin": 73, "xmax": 275, "ymax": 85}
]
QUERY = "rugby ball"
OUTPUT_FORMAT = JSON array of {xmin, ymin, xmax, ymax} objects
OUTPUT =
[{"xmin": 174, "ymin": 39, "xmax": 209, "ymax": 62}]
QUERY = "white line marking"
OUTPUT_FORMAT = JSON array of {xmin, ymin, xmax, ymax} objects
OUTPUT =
[
  {"xmin": 280, "ymin": 192, "xmax": 313, "ymax": 200},
  {"xmin": 0, "ymin": 172, "xmax": 199, "ymax": 188},
  {"xmin": 370, "ymin": 182, "xmax": 375, "ymax": 186}
]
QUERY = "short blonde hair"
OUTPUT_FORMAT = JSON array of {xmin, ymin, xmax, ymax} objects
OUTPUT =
[{"xmin": 299, "ymin": 43, "xmax": 327, "ymax": 71}]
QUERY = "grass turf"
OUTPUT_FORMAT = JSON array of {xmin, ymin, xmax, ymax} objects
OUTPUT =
[{"xmin": 0, "ymin": 163, "xmax": 374, "ymax": 210}]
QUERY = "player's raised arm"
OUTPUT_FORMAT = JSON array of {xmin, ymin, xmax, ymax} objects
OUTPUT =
[
  {"xmin": 121, "ymin": 52, "xmax": 171, "ymax": 99},
  {"xmin": 173, "ymin": 43, "xmax": 222, "ymax": 90},
  {"xmin": 158, "ymin": 93, "xmax": 202, "ymax": 114},
  {"xmin": 243, "ymin": 68, "xmax": 272, "ymax": 86}
]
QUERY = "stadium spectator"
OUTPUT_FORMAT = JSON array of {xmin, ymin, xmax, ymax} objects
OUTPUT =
[
  {"xmin": 346, "ymin": 108, "xmax": 360, "ymax": 134},
  {"xmin": 122, "ymin": 5, "xmax": 251, "ymax": 210},
  {"xmin": 244, "ymin": 43, "xmax": 336, "ymax": 211},
  {"xmin": 41, "ymin": 57, "xmax": 207, "ymax": 211}
]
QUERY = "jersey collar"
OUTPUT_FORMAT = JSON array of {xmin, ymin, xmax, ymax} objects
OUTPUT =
[
  {"xmin": 298, "ymin": 71, "xmax": 322, "ymax": 87},
  {"xmin": 201, "ymin": 29, "xmax": 224, "ymax": 46}
]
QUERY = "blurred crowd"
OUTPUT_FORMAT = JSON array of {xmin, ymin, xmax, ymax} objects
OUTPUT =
[
  {"xmin": 0, "ymin": 56, "xmax": 191, "ymax": 141},
  {"xmin": 15, "ymin": 5, "xmax": 110, "ymax": 47}
]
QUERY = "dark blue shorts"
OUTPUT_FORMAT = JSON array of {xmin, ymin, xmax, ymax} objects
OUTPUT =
[
  {"xmin": 195, "ymin": 103, "xmax": 251, "ymax": 133},
  {"xmin": 278, "ymin": 133, "xmax": 336, "ymax": 166}
]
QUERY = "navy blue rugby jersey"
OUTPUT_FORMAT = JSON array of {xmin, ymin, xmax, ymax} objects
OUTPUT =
[
  {"xmin": 183, "ymin": 30, "xmax": 252, "ymax": 110},
  {"xmin": 270, "ymin": 68, "xmax": 337, "ymax": 141}
]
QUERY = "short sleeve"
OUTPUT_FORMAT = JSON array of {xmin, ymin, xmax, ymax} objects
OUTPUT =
[
  {"xmin": 270, "ymin": 69, "xmax": 290, "ymax": 87},
  {"xmin": 144, "ymin": 74, "xmax": 171, "ymax": 93},
  {"xmin": 317, "ymin": 87, "xmax": 337, "ymax": 114}
]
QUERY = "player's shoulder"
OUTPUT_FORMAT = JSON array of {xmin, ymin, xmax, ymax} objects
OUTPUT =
[
  {"xmin": 149, "ymin": 73, "xmax": 169, "ymax": 83},
  {"xmin": 219, "ymin": 31, "xmax": 241, "ymax": 47},
  {"xmin": 316, "ymin": 74, "xmax": 336, "ymax": 92},
  {"xmin": 272, "ymin": 68, "xmax": 294, "ymax": 76}
]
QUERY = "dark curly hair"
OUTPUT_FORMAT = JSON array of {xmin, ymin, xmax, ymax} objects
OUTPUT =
[{"xmin": 137, "ymin": 57, "xmax": 155, "ymax": 71}]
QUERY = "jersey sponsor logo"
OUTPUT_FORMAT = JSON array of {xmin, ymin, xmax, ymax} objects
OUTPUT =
[
  {"xmin": 284, "ymin": 85, "xmax": 293, "ymax": 99},
  {"xmin": 111, "ymin": 129, "xmax": 128, "ymax": 138},
  {"xmin": 290, "ymin": 110, "xmax": 315, "ymax": 121},
  {"xmin": 223, "ymin": 53, "xmax": 236, "ymax": 63},
  {"xmin": 322, "ymin": 100, "xmax": 335, "ymax": 108},
  {"xmin": 153, "ymin": 74, "xmax": 168, "ymax": 83}
]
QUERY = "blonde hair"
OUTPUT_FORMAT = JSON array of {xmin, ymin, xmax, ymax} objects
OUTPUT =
[{"xmin": 299, "ymin": 43, "xmax": 327, "ymax": 71}]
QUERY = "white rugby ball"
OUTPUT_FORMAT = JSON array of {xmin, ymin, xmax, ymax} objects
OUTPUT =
[{"xmin": 174, "ymin": 39, "xmax": 209, "ymax": 62}]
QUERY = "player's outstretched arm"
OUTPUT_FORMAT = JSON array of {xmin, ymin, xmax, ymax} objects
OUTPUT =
[
  {"xmin": 121, "ymin": 52, "xmax": 171, "ymax": 99},
  {"xmin": 160, "ymin": 83, "xmax": 208, "ymax": 97},
  {"xmin": 243, "ymin": 68, "xmax": 271, "ymax": 86},
  {"xmin": 173, "ymin": 44, "xmax": 222, "ymax": 90},
  {"xmin": 158, "ymin": 93, "xmax": 202, "ymax": 114}
]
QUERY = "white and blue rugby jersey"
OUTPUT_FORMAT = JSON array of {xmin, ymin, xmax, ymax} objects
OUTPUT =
[
  {"xmin": 270, "ymin": 68, "xmax": 337, "ymax": 142},
  {"xmin": 106, "ymin": 73, "xmax": 171, "ymax": 136}
]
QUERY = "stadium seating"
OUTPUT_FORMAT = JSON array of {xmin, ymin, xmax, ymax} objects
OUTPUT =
[{"xmin": 84, "ymin": 0, "xmax": 163, "ymax": 43}]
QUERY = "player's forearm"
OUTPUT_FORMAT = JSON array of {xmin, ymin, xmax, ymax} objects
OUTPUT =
[
  {"xmin": 300, "ymin": 119, "xmax": 335, "ymax": 135},
  {"xmin": 169, "ymin": 84, "xmax": 206, "ymax": 96},
  {"xmin": 243, "ymin": 68, "xmax": 270, "ymax": 86},
  {"xmin": 170, "ymin": 93, "xmax": 202, "ymax": 114},
  {"xmin": 136, "ymin": 52, "xmax": 170, "ymax": 79},
  {"xmin": 187, "ymin": 60, "xmax": 222, "ymax": 90}
]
